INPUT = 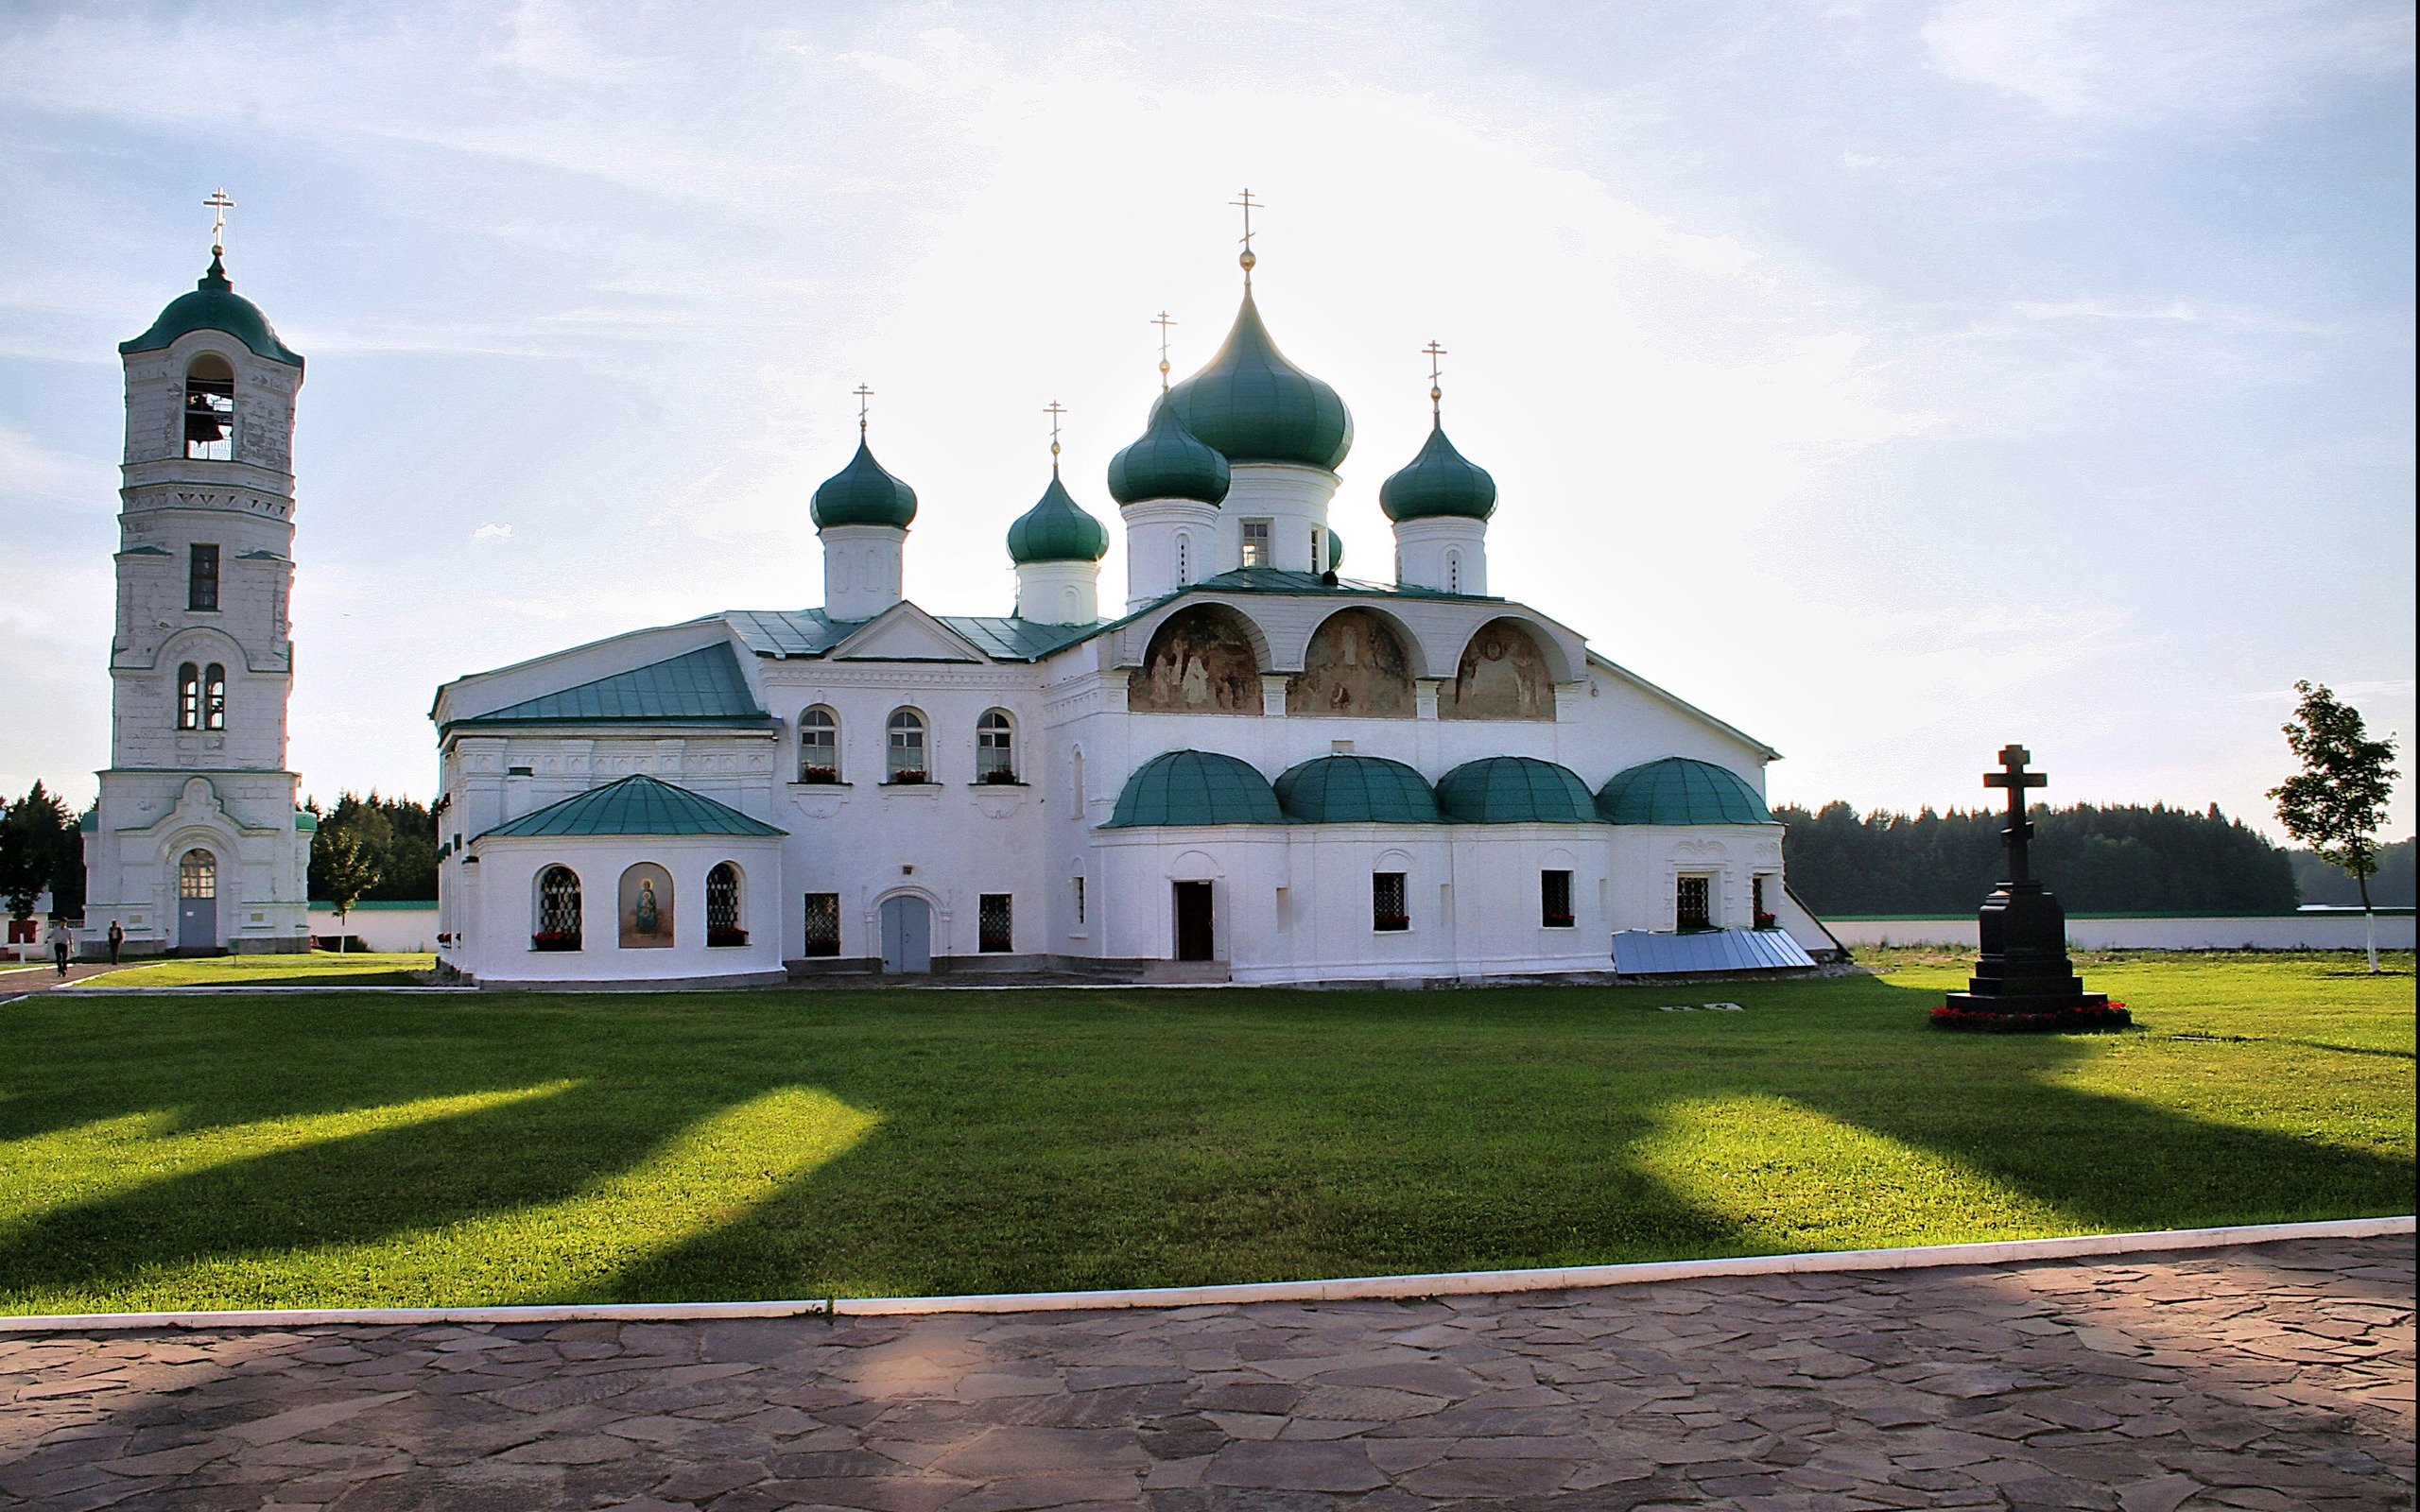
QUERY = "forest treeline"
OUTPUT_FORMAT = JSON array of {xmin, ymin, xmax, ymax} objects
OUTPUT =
[
  {"xmin": 1776, "ymin": 801, "xmax": 2323, "ymax": 916},
  {"xmin": 305, "ymin": 792, "xmax": 439, "ymax": 903}
]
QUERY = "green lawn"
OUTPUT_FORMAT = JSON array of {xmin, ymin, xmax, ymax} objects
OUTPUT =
[
  {"xmin": 72, "ymin": 952, "xmax": 436, "ymax": 988},
  {"xmin": 0, "ymin": 953, "xmax": 2408, "ymax": 1315}
]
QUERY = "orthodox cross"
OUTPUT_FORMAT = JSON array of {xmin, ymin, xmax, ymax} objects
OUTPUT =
[
  {"xmin": 1423, "ymin": 340, "xmax": 1447, "ymax": 423},
  {"xmin": 203, "ymin": 188, "xmax": 236, "ymax": 255},
  {"xmin": 853, "ymin": 384, "xmax": 873, "ymax": 435},
  {"xmin": 1152, "ymin": 311, "xmax": 1178, "ymax": 391},
  {"xmin": 1983, "ymin": 743, "xmax": 2048, "ymax": 885},
  {"xmin": 1231, "ymin": 188, "xmax": 1259, "ymax": 283},
  {"xmin": 1044, "ymin": 400, "xmax": 1067, "ymax": 468}
]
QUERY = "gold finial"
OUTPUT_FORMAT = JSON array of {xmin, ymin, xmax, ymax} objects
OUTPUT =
[
  {"xmin": 1151, "ymin": 311, "xmax": 1178, "ymax": 392},
  {"xmin": 853, "ymin": 383, "xmax": 873, "ymax": 436},
  {"xmin": 1423, "ymin": 341, "xmax": 1447, "ymax": 424},
  {"xmin": 1230, "ymin": 188, "xmax": 1259, "ymax": 284},
  {"xmin": 203, "ymin": 187, "xmax": 235, "ymax": 256},
  {"xmin": 1044, "ymin": 400, "xmax": 1068, "ymax": 471}
]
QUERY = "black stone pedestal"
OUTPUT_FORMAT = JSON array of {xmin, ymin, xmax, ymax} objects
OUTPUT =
[{"xmin": 1937, "ymin": 881, "xmax": 2128, "ymax": 1031}]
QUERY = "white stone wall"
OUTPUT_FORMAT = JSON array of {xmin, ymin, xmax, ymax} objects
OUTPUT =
[
  {"xmin": 1118, "ymin": 496, "xmax": 1221, "ymax": 610},
  {"xmin": 450, "ymin": 833, "xmax": 786, "ymax": 988},
  {"xmin": 1392, "ymin": 515, "xmax": 1489, "ymax": 596},
  {"xmin": 1215, "ymin": 464, "xmax": 1337, "ymax": 573},
  {"xmin": 1013, "ymin": 559, "xmax": 1100, "ymax": 626}
]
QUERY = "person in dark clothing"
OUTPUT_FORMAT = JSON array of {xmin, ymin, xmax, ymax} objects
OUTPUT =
[{"xmin": 106, "ymin": 920, "xmax": 124, "ymax": 965}]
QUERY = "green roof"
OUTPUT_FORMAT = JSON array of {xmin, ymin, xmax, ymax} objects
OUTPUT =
[
  {"xmin": 1380, "ymin": 422, "xmax": 1497, "ymax": 523},
  {"xmin": 1435, "ymin": 756, "xmax": 1599, "ymax": 824},
  {"xmin": 720, "ymin": 608, "xmax": 1110, "ymax": 662},
  {"xmin": 120, "ymin": 255, "xmax": 304, "ymax": 369},
  {"xmin": 449, "ymin": 643, "xmax": 770, "ymax": 730},
  {"xmin": 1104, "ymin": 749, "xmax": 1284, "ymax": 828},
  {"xmin": 480, "ymin": 774, "xmax": 786, "ymax": 840},
  {"xmin": 1006, "ymin": 470, "xmax": 1112, "ymax": 563},
  {"xmin": 811, "ymin": 438, "xmax": 919, "ymax": 529},
  {"xmin": 1160, "ymin": 288, "xmax": 1353, "ymax": 471},
  {"xmin": 1107, "ymin": 399, "xmax": 1232, "ymax": 507},
  {"xmin": 1274, "ymin": 755, "xmax": 1441, "ymax": 823},
  {"xmin": 295, "ymin": 809, "xmax": 319, "ymax": 833},
  {"xmin": 1598, "ymin": 757, "xmax": 1772, "ymax": 825}
]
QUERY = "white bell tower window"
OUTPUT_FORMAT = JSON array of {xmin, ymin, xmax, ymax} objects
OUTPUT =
[
  {"xmin": 1240, "ymin": 520, "xmax": 1271, "ymax": 569},
  {"xmin": 184, "ymin": 354, "xmax": 236, "ymax": 461}
]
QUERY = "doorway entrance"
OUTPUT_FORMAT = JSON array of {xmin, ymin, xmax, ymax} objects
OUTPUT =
[
  {"xmin": 878, "ymin": 894, "xmax": 932, "ymax": 973},
  {"xmin": 178, "ymin": 848, "xmax": 217, "ymax": 952},
  {"xmin": 1173, "ymin": 881, "xmax": 1215, "ymax": 962}
]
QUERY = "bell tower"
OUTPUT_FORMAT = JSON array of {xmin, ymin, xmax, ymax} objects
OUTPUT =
[{"xmin": 81, "ymin": 194, "xmax": 313, "ymax": 956}]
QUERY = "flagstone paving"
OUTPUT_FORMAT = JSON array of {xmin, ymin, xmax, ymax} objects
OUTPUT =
[{"xmin": 1, "ymin": 1234, "xmax": 2410, "ymax": 1510}]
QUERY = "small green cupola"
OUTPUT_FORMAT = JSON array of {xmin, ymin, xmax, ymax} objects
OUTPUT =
[
  {"xmin": 811, "ymin": 438, "xmax": 918, "ymax": 530},
  {"xmin": 1007, "ymin": 469, "xmax": 1110, "ymax": 564},
  {"xmin": 1107, "ymin": 401, "xmax": 1231, "ymax": 507},
  {"xmin": 1161, "ymin": 288, "xmax": 1353, "ymax": 472},
  {"xmin": 121, "ymin": 252, "xmax": 303, "ymax": 369},
  {"xmin": 1380, "ymin": 422, "xmax": 1496, "ymax": 522}
]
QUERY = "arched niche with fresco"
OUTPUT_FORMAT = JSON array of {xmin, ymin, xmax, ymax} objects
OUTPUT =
[
  {"xmin": 1286, "ymin": 608, "xmax": 1414, "ymax": 718},
  {"xmin": 1443, "ymin": 617, "xmax": 1557, "ymax": 721},
  {"xmin": 1129, "ymin": 605, "xmax": 1264, "ymax": 715}
]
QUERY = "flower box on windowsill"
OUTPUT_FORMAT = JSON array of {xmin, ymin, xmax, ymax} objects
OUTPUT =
[
  {"xmin": 796, "ymin": 768, "xmax": 842, "ymax": 785},
  {"xmin": 530, "ymin": 932, "xmax": 580, "ymax": 953},
  {"xmin": 1753, "ymin": 911, "xmax": 1779, "ymax": 931},
  {"xmin": 976, "ymin": 768, "xmax": 1022, "ymax": 785},
  {"xmin": 885, "ymin": 771, "xmax": 931, "ymax": 786},
  {"xmin": 707, "ymin": 927, "xmax": 750, "ymax": 949},
  {"xmin": 1374, "ymin": 917, "xmax": 1410, "ymax": 933},
  {"xmin": 1543, "ymin": 913, "xmax": 1576, "ymax": 930}
]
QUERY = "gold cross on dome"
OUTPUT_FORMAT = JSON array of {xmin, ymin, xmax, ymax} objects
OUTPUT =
[
  {"xmin": 1044, "ymin": 400, "xmax": 1067, "ymax": 464},
  {"xmin": 1231, "ymin": 188, "xmax": 1260, "ymax": 283},
  {"xmin": 1423, "ymin": 340, "xmax": 1447, "ymax": 421},
  {"xmin": 203, "ymin": 188, "xmax": 235, "ymax": 254},
  {"xmin": 853, "ymin": 384, "xmax": 873, "ymax": 434},
  {"xmin": 1152, "ymin": 311, "xmax": 1178, "ymax": 390}
]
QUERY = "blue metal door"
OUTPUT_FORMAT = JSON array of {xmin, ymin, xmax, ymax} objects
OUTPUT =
[{"xmin": 879, "ymin": 895, "xmax": 931, "ymax": 973}]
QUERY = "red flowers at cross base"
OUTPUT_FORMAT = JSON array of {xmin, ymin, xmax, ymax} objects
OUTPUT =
[{"xmin": 1929, "ymin": 1000, "xmax": 2133, "ymax": 1033}]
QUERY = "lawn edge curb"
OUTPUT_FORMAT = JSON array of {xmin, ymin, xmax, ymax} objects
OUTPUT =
[{"xmin": 3, "ymin": 1215, "xmax": 2409, "ymax": 1333}]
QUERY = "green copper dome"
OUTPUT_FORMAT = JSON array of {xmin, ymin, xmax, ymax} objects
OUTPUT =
[
  {"xmin": 120, "ymin": 255, "xmax": 303, "ymax": 369},
  {"xmin": 1436, "ymin": 756, "xmax": 1599, "ymax": 824},
  {"xmin": 1160, "ymin": 289, "xmax": 1353, "ymax": 472},
  {"xmin": 1597, "ymin": 757, "xmax": 1772, "ymax": 825},
  {"xmin": 1007, "ymin": 470, "xmax": 1111, "ymax": 564},
  {"xmin": 1380, "ymin": 423, "xmax": 1496, "ymax": 522},
  {"xmin": 811, "ymin": 438, "xmax": 918, "ymax": 529},
  {"xmin": 1274, "ymin": 755, "xmax": 1439, "ymax": 824},
  {"xmin": 1103, "ymin": 749, "xmax": 1283, "ymax": 828},
  {"xmin": 1324, "ymin": 527, "xmax": 1343, "ymax": 573},
  {"xmin": 1107, "ymin": 400, "xmax": 1231, "ymax": 507}
]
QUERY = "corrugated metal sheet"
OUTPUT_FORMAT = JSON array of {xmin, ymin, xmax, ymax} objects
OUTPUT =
[
  {"xmin": 719, "ymin": 609, "xmax": 1109, "ymax": 663},
  {"xmin": 1612, "ymin": 929, "xmax": 1816, "ymax": 975},
  {"xmin": 453, "ymin": 643, "xmax": 769, "ymax": 729},
  {"xmin": 480, "ymin": 774, "xmax": 786, "ymax": 840}
]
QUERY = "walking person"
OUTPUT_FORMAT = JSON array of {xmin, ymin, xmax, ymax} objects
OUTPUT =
[
  {"xmin": 106, "ymin": 919, "xmax": 124, "ymax": 965},
  {"xmin": 45, "ymin": 919, "xmax": 74, "ymax": 978}
]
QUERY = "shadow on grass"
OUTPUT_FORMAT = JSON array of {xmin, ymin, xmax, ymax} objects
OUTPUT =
[{"xmin": 0, "ymin": 969, "xmax": 2409, "ymax": 1312}]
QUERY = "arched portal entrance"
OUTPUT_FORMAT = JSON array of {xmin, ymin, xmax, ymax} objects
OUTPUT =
[
  {"xmin": 178, "ymin": 848, "xmax": 218, "ymax": 951},
  {"xmin": 878, "ymin": 894, "xmax": 932, "ymax": 974}
]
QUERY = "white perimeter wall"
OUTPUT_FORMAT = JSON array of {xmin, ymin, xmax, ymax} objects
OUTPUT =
[
  {"xmin": 1828, "ymin": 914, "xmax": 2418, "ymax": 951},
  {"xmin": 309, "ymin": 904, "xmax": 439, "ymax": 953}
]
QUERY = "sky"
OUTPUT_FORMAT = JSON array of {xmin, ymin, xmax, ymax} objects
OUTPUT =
[{"xmin": 1, "ymin": 0, "xmax": 2411, "ymax": 840}]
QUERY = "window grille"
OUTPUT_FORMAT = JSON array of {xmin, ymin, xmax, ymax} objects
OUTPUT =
[
  {"xmin": 798, "ymin": 707, "xmax": 838, "ymax": 782},
  {"xmin": 183, "ymin": 356, "xmax": 234, "ymax": 460},
  {"xmin": 706, "ymin": 862, "xmax": 745, "ymax": 946},
  {"xmin": 976, "ymin": 709, "xmax": 1015, "ymax": 782},
  {"xmin": 887, "ymin": 709, "xmax": 927, "ymax": 782},
  {"xmin": 189, "ymin": 543, "xmax": 219, "ymax": 611},
  {"xmin": 803, "ymin": 892, "xmax": 841, "ymax": 956},
  {"xmin": 1677, "ymin": 875, "xmax": 1713, "ymax": 932},
  {"xmin": 1372, "ymin": 871, "xmax": 1409, "ymax": 932},
  {"xmin": 202, "ymin": 663, "xmax": 226, "ymax": 730},
  {"xmin": 978, "ymin": 892, "xmax": 1013, "ymax": 954},
  {"xmin": 1541, "ymin": 869, "xmax": 1575, "ymax": 929},
  {"xmin": 177, "ymin": 663, "xmax": 200, "ymax": 730},
  {"xmin": 535, "ymin": 866, "xmax": 581, "ymax": 948},
  {"xmin": 179, "ymin": 849, "xmax": 216, "ymax": 899},
  {"xmin": 1073, "ymin": 875, "xmax": 1085, "ymax": 925},
  {"xmin": 1176, "ymin": 534, "xmax": 1191, "ymax": 584},
  {"xmin": 1240, "ymin": 520, "xmax": 1271, "ymax": 568}
]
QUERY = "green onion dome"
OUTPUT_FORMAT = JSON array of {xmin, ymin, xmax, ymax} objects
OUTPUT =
[
  {"xmin": 1436, "ymin": 756, "xmax": 1598, "ymax": 824},
  {"xmin": 1107, "ymin": 399, "xmax": 1231, "ymax": 507},
  {"xmin": 1274, "ymin": 755, "xmax": 1440, "ymax": 823},
  {"xmin": 1379, "ymin": 422, "xmax": 1496, "ymax": 522},
  {"xmin": 1324, "ymin": 527, "xmax": 1342, "ymax": 573},
  {"xmin": 1160, "ymin": 289, "xmax": 1353, "ymax": 471},
  {"xmin": 811, "ymin": 438, "xmax": 918, "ymax": 529},
  {"xmin": 121, "ymin": 254, "xmax": 303, "ymax": 369},
  {"xmin": 1597, "ymin": 757, "xmax": 1772, "ymax": 825},
  {"xmin": 1006, "ymin": 470, "xmax": 1111, "ymax": 564}
]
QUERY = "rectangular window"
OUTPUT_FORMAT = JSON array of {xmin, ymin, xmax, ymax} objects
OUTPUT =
[
  {"xmin": 1372, "ymin": 871, "xmax": 1409, "ymax": 932},
  {"xmin": 1073, "ymin": 876, "xmax": 1086, "ymax": 926},
  {"xmin": 1240, "ymin": 519, "xmax": 1271, "ymax": 569},
  {"xmin": 803, "ymin": 893, "xmax": 841, "ymax": 957},
  {"xmin": 1677, "ymin": 874, "xmax": 1713, "ymax": 932},
  {"xmin": 1753, "ymin": 874, "xmax": 1773, "ymax": 929},
  {"xmin": 1541, "ymin": 869, "xmax": 1575, "ymax": 929},
  {"xmin": 979, "ymin": 893, "xmax": 1013, "ymax": 954},
  {"xmin": 188, "ymin": 544, "xmax": 219, "ymax": 611}
]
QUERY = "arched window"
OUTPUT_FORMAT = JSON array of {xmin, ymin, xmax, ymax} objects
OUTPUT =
[
  {"xmin": 976, "ymin": 709, "xmax": 1016, "ymax": 782},
  {"xmin": 183, "ymin": 354, "xmax": 235, "ymax": 461},
  {"xmin": 180, "ymin": 849, "xmax": 216, "ymax": 899},
  {"xmin": 177, "ymin": 663, "xmax": 200, "ymax": 730},
  {"xmin": 534, "ymin": 866, "xmax": 581, "ymax": 949},
  {"xmin": 202, "ymin": 663, "xmax": 227, "ymax": 730},
  {"xmin": 706, "ymin": 862, "xmax": 746, "ymax": 946},
  {"xmin": 886, "ymin": 709, "xmax": 927, "ymax": 782},
  {"xmin": 798, "ymin": 706, "xmax": 838, "ymax": 782}
]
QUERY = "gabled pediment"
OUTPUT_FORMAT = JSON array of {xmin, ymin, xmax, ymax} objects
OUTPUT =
[{"xmin": 830, "ymin": 602, "xmax": 989, "ymax": 663}]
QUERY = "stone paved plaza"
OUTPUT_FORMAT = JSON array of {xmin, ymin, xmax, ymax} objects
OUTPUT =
[{"xmin": 0, "ymin": 1235, "xmax": 2410, "ymax": 1511}]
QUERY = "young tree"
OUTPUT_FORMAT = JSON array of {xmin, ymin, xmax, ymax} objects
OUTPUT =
[
  {"xmin": 315, "ymin": 827, "xmax": 382, "ymax": 955},
  {"xmin": 2270, "ymin": 681, "xmax": 2401, "ymax": 972}
]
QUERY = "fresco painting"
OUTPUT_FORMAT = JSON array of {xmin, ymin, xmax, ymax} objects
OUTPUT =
[
  {"xmin": 618, "ymin": 862, "xmax": 676, "ymax": 949},
  {"xmin": 1444, "ymin": 618, "xmax": 1555, "ymax": 721},
  {"xmin": 1287, "ymin": 609, "xmax": 1414, "ymax": 718},
  {"xmin": 1130, "ymin": 607, "xmax": 1264, "ymax": 714}
]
